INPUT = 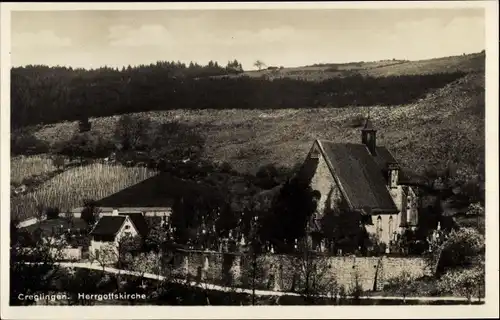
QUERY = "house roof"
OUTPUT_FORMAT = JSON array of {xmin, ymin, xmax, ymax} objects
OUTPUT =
[
  {"xmin": 118, "ymin": 212, "xmax": 148, "ymax": 238},
  {"xmin": 23, "ymin": 218, "xmax": 88, "ymax": 237},
  {"xmin": 89, "ymin": 216, "xmax": 127, "ymax": 237},
  {"xmin": 316, "ymin": 140, "xmax": 399, "ymax": 214},
  {"xmin": 70, "ymin": 207, "xmax": 170, "ymax": 214},
  {"xmin": 94, "ymin": 173, "xmax": 216, "ymax": 208}
]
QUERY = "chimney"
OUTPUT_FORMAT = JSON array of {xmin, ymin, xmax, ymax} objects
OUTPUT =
[
  {"xmin": 112, "ymin": 208, "xmax": 119, "ymax": 216},
  {"xmin": 361, "ymin": 117, "xmax": 377, "ymax": 155}
]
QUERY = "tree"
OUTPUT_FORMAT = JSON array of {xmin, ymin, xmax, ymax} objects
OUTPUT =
[
  {"xmin": 61, "ymin": 210, "xmax": 74, "ymax": 229},
  {"xmin": 321, "ymin": 205, "xmax": 368, "ymax": 255},
  {"xmin": 55, "ymin": 132, "xmax": 101, "ymax": 160},
  {"xmin": 226, "ymin": 59, "xmax": 244, "ymax": 74},
  {"xmin": 247, "ymin": 216, "xmax": 264, "ymax": 305},
  {"xmin": 11, "ymin": 65, "xmax": 467, "ymax": 129},
  {"xmin": 253, "ymin": 60, "xmax": 266, "ymax": 71},
  {"xmin": 90, "ymin": 233, "xmax": 143, "ymax": 272},
  {"xmin": 80, "ymin": 199, "xmax": 100, "ymax": 228},
  {"xmin": 129, "ymin": 251, "xmax": 164, "ymax": 298},
  {"xmin": 57, "ymin": 269, "xmax": 103, "ymax": 305},
  {"xmin": 10, "ymin": 221, "xmax": 64, "ymax": 305},
  {"xmin": 145, "ymin": 223, "xmax": 170, "ymax": 252},
  {"xmin": 170, "ymin": 188, "xmax": 229, "ymax": 248},
  {"xmin": 89, "ymin": 233, "xmax": 141, "ymax": 283},
  {"xmin": 384, "ymin": 270, "xmax": 412, "ymax": 303},
  {"xmin": 434, "ymin": 227, "xmax": 484, "ymax": 274},
  {"xmin": 34, "ymin": 201, "xmax": 46, "ymax": 222},
  {"xmin": 11, "ymin": 132, "xmax": 50, "ymax": 156},
  {"xmin": 52, "ymin": 155, "xmax": 65, "ymax": 170},
  {"xmin": 114, "ymin": 115, "xmax": 152, "ymax": 151},
  {"xmin": 149, "ymin": 122, "xmax": 205, "ymax": 162},
  {"xmin": 261, "ymin": 177, "xmax": 319, "ymax": 251},
  {"xmin": 348, "ymin": 269, "xmax": 363, "ymax": 304},
  {"xmin": 115, "ymin": 233, "xmax": 142, "ymax": 269},
  {"xmin": 437, "ymin": 264, "xmax": 484, "ymax": 303},
  {"xmin": 255, "ymin": 163, "xmax": 295, "ymax": 189},
  {"xmin": 89, "ymin": 245, "xmax": 116, "ymax": 273},
  {"xmin": 288, "ymin": 242, "xmax": 336, "ymax": 304}
]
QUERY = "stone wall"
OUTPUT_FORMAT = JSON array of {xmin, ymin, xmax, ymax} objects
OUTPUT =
[
  {"xmin": 50, "ymin": 247, "xmax": 82, "ymax": 261},
  {"xmin": 166, "ymin": 250, "xmax": 432, "ymax": 293}
]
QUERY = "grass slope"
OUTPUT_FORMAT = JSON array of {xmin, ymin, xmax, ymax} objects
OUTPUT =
[
  {"xmin": 11, "ymin": 163, "xmax": 157, "ymax": 221},
  {"xmin": 29, "ymin": 72, "xmax": 484, "ymax": 181},
  {"xmin": 11, "ymin": 155, "xmax": 59, "ymax": 186},
  {"xmin": 217, "ymin": 52, "xmax": 484, "ymax": 81}
]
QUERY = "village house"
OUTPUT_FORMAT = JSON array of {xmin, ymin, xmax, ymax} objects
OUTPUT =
[
  {"xmin": 300, "ymin": 117, "xmax": 422, "ymax": 251},
  {"xmin": 89, "ymin": 209, "xmax": 148, "ymax": 263},
  {"xmin": 81, "ymin": 173, "xmax": 218, "ymax": 260},
  {"xmin": 20, "ymin": 217, "xmax": 89, "ymax": 261},
  {"xmin": 68, "ymin": 173, "xmax": 197, "ymax": 225}
]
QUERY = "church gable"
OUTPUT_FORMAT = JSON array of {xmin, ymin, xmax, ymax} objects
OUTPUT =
[{"xmin": 305, "ymin": 141, "xmax": 346, "ymax": 218}]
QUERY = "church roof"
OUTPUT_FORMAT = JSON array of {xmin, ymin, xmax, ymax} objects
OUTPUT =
[
  {"xmin": 315, "ymin": 140, "xmax": 399, "ymax": 214},
  {"xmin": 372, "ymin": 146, "xmax": 399, "ymax": 168}
]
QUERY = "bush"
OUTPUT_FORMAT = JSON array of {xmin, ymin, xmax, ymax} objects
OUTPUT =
[
  {"xmin": 255, "ymin": 163, "xmax": 291, "ymax": 189},
  {"xmin": 465, "ymin": 202, "xmax": 484, "ymax": 216},
  {"xmin": 435, "ymin": 227, "xmax": 484, "ymax": 273},
  {"xmin": 52, "ymin": 155, "xmax": 66, "ymax": 169},
  {"xmin": 437, "ymin": 265, "xmax": 484, "ymax": 301},
  {"xmin": 11, "ymin": 133, "xmax": 50, "ymax": 155},
  {"xmin": 345, "ymin": 114, "xmax": 366, "ymax": 128},
  {"xmin": 383, "ymin": 274, "xmax": 439, "ymax": 298},
  {"xmin": 46, "ymin": 207, "xmax": 60, "ymax": 220}
]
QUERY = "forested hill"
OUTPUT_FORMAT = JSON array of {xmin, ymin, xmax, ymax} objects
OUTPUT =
[{"xmin": 11, "ymin": 53, "xmax": 483, "ymax": 129}]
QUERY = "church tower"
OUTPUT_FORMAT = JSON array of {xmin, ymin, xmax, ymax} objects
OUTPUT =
[{"xmin": 361, "ymin": 117, "xmax": 377, "ymax": 155}]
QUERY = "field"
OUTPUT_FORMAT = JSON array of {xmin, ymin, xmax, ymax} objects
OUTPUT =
[
  {"xmin": 11, "ymin": 155, "xmax": 59, "ymax": 186},
  {"xmin": 10, "ymin": 52, "xmax": 485, "ymax": 223},
  {"xmin": 28, "ymin": 72, "xmax": 484, "ymax": 180},
  {"xmin": 216, "ymin": 52, "xmax": 485, "ymax": 81},
  {"xmin": 11, "ymin": 163, "xmax": 157, "ymax": 221}
]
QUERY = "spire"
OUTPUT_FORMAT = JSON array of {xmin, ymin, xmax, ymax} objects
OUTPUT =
[
  {"xmin": 362, "ymin": 113, "xmax": 376, "ymax": 131},
  {"xmin": 361, "ymin": 114, "xmax": 377, "ymax": 155}
]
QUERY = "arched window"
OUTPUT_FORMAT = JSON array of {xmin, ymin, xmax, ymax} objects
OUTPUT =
[
  {"xmin": 388, "ymin": 216, "xmax": 394, "ymax": 241},
  {"xmin": 376, "ymin": 216, "xmax": 382, "ymax": 239}
]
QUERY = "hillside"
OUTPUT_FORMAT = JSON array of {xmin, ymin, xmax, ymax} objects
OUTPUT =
[
  {"xmin": 27, "ymin": 71, "xmax": 484, "ymax": 181},
  {"xmin": 10, "ymin": 52, "xmax": 483, "ymax": 128},
  {"xmin": 218, "ymin": 52, "xmax": 485, "ymax": 81}
]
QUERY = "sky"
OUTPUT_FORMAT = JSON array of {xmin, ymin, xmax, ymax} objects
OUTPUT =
[{"xmin": 10, "ymin": 8, "xmax": 485, "ymax": 70}]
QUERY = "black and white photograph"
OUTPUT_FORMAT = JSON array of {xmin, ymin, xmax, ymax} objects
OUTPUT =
[{"xmin": 1, "ymin": 1, "xmax": 498, "ymax": 319}]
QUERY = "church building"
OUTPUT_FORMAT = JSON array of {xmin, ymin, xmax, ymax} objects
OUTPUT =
[{"xmin": 300, "ymin": 118, "xmax": 421, "ymax": 251}]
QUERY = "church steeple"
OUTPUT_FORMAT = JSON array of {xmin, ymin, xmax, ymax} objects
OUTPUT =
[{"xmin": 361, "ymin": 116, "xmax": 377, "ymax": 155}]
